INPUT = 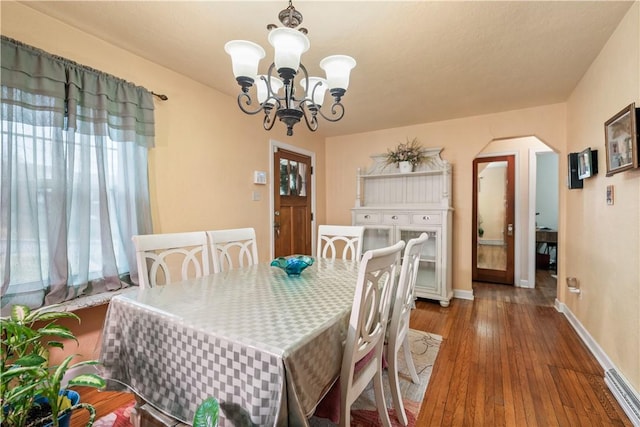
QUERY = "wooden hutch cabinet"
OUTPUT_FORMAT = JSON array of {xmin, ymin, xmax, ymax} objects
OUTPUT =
[{"xmin": 352, "ymin": 148, "xmax": 453, "ymax": 306}]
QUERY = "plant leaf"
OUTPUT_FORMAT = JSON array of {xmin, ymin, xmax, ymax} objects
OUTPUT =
[
  {"xmin": 0, "ymin": 364, "xmax": 46, "ymax": 381},
  {"xmin": 23, "ymin": 303, "xmax": 66, "ymax": 321},
  {"xmin": 2, "ymin": 380, "xmax": 44, "ymax": 402},
  {"xmin": 51, "ymin": 354, "xmax": 75, "ymax": 386},
  {"xmin": 47, "ymin": 341, "xmax": 65, "ymax": 349},
  {"xmin": 67, "ymin": 373, "xmax": 106, "ymax": 389},
  {"xmin": 13, "ymin": 353, "xmax": 47, "ymax": 367},
  {"xmin": 193, "ymin": 397, "xmax": 219, "ymax": 427},
  {"xmin": 33, "ymin": 311, "xmax": 80, "ymax": 323},
  {"xmin": 38, "ymin": 325, "xmax": 78, "ymax": 342},
  {"xmin": 10, "ymin": 304, "xmax": 31, "ymax": 322}
]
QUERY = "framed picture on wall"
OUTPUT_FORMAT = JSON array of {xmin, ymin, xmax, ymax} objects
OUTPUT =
[
  {"xmin": 577, "ymin": 147, "xmax": 598, "ymax": 179},
  {"xmin": 604, "ymin": 103, "xmax": 638, "ymax": 176}
]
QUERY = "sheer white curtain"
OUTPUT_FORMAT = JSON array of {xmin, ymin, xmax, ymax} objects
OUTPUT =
[{"xmin": 1, "ymin": 36, "xmax": 154, "ymax": 311}]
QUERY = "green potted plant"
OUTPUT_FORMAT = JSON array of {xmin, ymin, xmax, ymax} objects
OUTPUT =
[
  {"xmin": 193, "ymin": 397, "xmax": 219, "ymax": 427},
  {"xmin": 1, "ymin": 304, "xmax": 106, "ymax": 427},
  {"xmin": 385, "ymin": 137, "xmax": 424, "ymax": 173}
]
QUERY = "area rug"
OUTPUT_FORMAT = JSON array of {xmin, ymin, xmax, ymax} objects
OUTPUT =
[
  {"xmin": 94, "ymin": 329, "xmax": 441, "ymax": 427},
  {"xmin": 93, "ymin": 401, "xmax": 136, "ymax": 427}
]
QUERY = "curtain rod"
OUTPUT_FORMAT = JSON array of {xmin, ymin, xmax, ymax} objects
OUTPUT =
[{"xmin": 152, "ymin": 92, "xmax": 168, "ymax": 101}]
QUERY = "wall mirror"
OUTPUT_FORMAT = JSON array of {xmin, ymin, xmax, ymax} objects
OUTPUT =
[{"xmin": 472, "ymin": 155, "xmax": 515, "ymax": 284}]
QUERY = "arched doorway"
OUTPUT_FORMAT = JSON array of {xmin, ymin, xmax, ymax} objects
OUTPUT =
[{"xmin": 473, "ymin": 136, "xmax": 558, "ymax": 289}]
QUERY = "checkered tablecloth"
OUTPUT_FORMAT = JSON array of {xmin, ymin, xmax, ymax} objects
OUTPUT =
[{"xmin": 99, "ymin": 258, "xmax": 359, "ymax": 426}]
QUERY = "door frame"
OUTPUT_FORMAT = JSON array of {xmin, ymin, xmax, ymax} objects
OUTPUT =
[
  {"xmin": 528, "ymin": 148, "xmax": 557, "ymax": 289},
  {"xmin": 269, "ymin": 139, "xmax": 316, "ymax": 259},
  {"xmin": 473, "ymin": 150, "xmax": 521, "ymax": 285}
]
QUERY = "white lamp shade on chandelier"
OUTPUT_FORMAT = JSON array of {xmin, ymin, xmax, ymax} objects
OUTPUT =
[
  {"xmin": 256, "ymin": 75, "xmax": 284, "ymax": 104},
  {"xmin": 320, "ymin": 55, "xmax": 357, "ymax": 91},
  {"xmin": 267, "ymin": 27, "xmax": 310, "ymax": 72},
  {"xmin": 224, "ymin": 1, "xmax": 356, "ymax": 136},
  {"xmin": 300, "ymin": 77, "xmax": 327, "ymax": 107},
  {"xmin": 224, "ymin": 40, "xmax": 266, "ymax": 80}
]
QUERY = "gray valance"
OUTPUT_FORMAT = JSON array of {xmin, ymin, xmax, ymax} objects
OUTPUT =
[{"xmin": 1, "ymin": 35, "xmax": 155, "ymax": 147}]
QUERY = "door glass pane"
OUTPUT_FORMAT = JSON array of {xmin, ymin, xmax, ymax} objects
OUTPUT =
[
  {"xmin": 279, "ymin": 159, "xmax": 289, "ymax": 196},
  {"xmin": 297, "ymin": 163, "xmax": 307, "ymax": 197},
  {"xmin": 279, "ymin": 158, "xmax": 307, "ymax": 197},
  {"xmin": 476, "ymin": 160, "xmax": 507, "ymax": 271},
  {"xmin": 289, "ymin": 161, "xmax": 299, "ymax": 195}
]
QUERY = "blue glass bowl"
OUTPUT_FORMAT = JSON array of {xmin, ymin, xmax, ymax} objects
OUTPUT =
[{"xmin": 271, "ymin": 255, "xmax": 314, "ymax": 276}]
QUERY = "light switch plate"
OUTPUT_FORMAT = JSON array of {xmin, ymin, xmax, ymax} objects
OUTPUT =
[
  {"xmin": 254, "ymin": 171, "xmax": 267, "ymax": 185},
  {"xmin": 606, "ymin": 185, "xmax": 614, "ymax": 205}
]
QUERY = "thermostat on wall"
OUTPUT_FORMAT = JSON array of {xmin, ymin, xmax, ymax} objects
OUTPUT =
[{"xmin": 254, "ymin": 171, "xmax": 267, "ymax": 185}]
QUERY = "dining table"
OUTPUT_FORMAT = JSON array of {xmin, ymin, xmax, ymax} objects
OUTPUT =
[{"xmin": 99, "ymin": 258, "xmax": 359, "ymax": 426}]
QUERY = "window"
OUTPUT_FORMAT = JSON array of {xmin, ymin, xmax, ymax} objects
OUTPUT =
[{"xmin": 1, "ymin": 36, "xmax": 154, "ymax": 310}]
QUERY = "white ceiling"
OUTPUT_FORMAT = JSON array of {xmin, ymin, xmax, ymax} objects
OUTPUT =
[{"xmin": 21, "ymin": 1, "xmax": 634, "ymax": 137}]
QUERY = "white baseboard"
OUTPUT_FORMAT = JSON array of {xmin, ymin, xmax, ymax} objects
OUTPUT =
[
  {"xmin": 556, "ymin": 301, "xmax": 612, "ymax": 369},
  {"xmin": 453, "ymin": 289, "xmax": 474, "ymax": 301},
  {"xmin": 556, "ymin": 301, "xmax": 640, "ymax": 426},
  {"xmin": 517, "ymin": 279, "xmax": 532, "ymax": 288}
]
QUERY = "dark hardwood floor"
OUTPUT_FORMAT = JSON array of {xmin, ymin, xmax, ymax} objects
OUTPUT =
[
  {"xmin": 414, "ymin": 270, "xmax": 631, "ymax": 426},
  {"xmin": 72, "ymin": 270, "xmax": 631, "ymax": 426}
]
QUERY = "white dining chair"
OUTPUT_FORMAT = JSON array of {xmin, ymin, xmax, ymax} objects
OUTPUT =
[
  {"xmin": 314, "ymin": 240, "xmax": 404, "ymax": 427},
  {"xmin": 206, "ymin": 228, "xmax": 259, "ymax": 273},
  {"xmin": 387, "ymin": 232, "xmax": 429, "ymax": 426},
  {"xmin": 132, "ymin": 231, "xmax": 210, "ymax": 289},
  {"xmin": 316, "ymin": 225, "xmax": 364, "ymax": 261}
]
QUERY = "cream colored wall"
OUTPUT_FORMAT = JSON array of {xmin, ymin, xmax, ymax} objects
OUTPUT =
[
  {"xmin": 326, "ymin": 105, "xmax": 566, "ymax": 292},
  {"xmin": 565, "ymin": 2, "xmax": 640, "ymax": 391},
  {"xmin": 2, "ymin": 1, "xmax": 327, "ymax": 363}
]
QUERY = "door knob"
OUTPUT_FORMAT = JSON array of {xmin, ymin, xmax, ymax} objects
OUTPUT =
[{"xmin": 507, "ymin": 223, "xmax": 514, "ymax": 236}]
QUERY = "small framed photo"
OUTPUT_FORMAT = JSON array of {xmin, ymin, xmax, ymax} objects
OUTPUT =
[
  {"xmin": 577, "ymin": 148, "xmax": 598, "ymax": 179},
  {"xmin": 604, "ymin": 103, "xmax": 638, "ymax": 176}
]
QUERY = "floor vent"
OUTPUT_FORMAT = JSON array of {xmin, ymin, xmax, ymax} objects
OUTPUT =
[{"xmin": 605, "ymin": 369, "xmax": 640, "ymax": 426}]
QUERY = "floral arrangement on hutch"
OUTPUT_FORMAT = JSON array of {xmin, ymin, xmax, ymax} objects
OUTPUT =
[{"xmin": 385, "ymin": 138, "xmax": 424, "ymax": 173}]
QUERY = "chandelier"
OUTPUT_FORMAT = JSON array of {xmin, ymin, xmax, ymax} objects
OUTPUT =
[{"xmin": 224, "ymin": 1, "xmax": 356, "ymax": 136}]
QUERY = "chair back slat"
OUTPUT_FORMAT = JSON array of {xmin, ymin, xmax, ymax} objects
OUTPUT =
[
  {"xmin": 132, "ymin": 231, "xmax": 210, "ymax": 288},
  {"xmin": 391, "ymin": 232, "xmax": 429, "ymax": 343},
  {"xmin": 207, "ymin": 228, "xmax": 259, "ymax": 273},
  {"xmin": 317, "ymin": 225, "xmax": 364, "ymax": 261}
]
